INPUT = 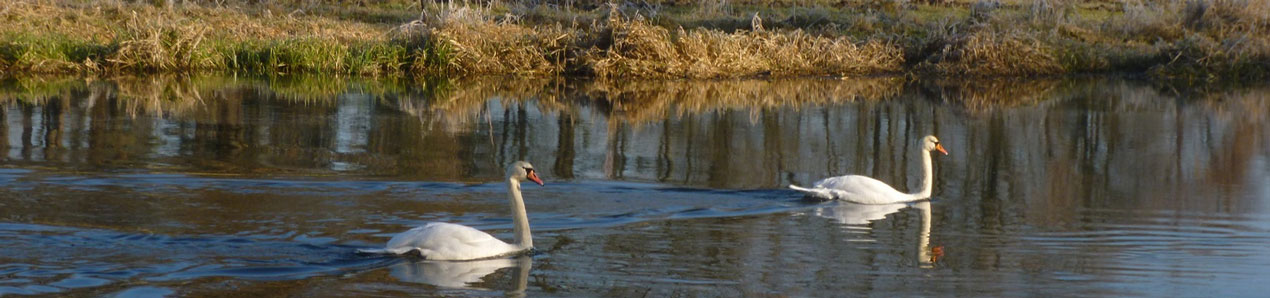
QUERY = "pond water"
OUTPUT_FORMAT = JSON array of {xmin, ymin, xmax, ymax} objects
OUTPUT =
[{"xmin": 1, "ymin": 75, "xmax": 1268, "ymax": 296}]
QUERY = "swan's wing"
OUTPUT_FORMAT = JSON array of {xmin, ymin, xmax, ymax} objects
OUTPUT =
[
  {"xmin": 388, "ymin": 223, "xmax": 499, "ymax": 248},
  {"xmin": 789, "ymin": 184, "xmax": 837, "ymax": 200},
  {"xmin": 808, "ymin": 175, "xmax": 911, "ymax": 204},
  {"xmin": 813, "ymin": 175, "xmax": 893, "ymax": 192},
  {"xmin": 373, "ymin": 222, "xmax": 518, "ymax": 260}
]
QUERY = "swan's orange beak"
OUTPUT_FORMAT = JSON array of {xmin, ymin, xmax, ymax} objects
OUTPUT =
[
  {"xmin": 935, "ymin": 143, "xmax": 948, "ymax": 155},
  {"xmin": 526, "ymin": 171, "xmax": 544, "ymax": 186}
]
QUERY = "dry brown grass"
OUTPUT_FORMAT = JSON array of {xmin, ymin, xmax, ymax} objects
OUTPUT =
[
  {"xmin": 404, "ymin": 4, "xmax": 571, "ymax": 75},
  {"xmin": 919, "ymin": 30, "xmax": 1064, "ymax": 76},
  {"xmin": 1, "ymin": 0, "xmax": 403, "ymax": 74},
  {"xmin": 1, "ymin": 0, "xmax": 1268, "ymax": 80},
  {"xmin": 0, "ymin": 1, "xmax": 393, "ymax": 43},
  {"xmin": 405, "ymin": 3, "xmax": 903, "ymax": 78},
  {"xmin": 583, "ymin": 9, "xmax": 903, "ymax": 78},
  {"xmin": 107, "ymin": 13, "xmax": 218, "ymax": 72},
  {"xmin": 1110, "ymin": 0, "xmax": 1270, "ymax": 80}
]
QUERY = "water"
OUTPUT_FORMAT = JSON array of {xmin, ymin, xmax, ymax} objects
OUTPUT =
[{"xmin": 1, "ymin": 75, "xmax": 1269, "ymax": 296}]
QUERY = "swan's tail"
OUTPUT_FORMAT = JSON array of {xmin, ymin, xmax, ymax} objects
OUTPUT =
[
  {"xmin": 356, "ymin": 247, "xmax": 417, "ymax": 255},
  {"xmin": 789, "ymin": 184, "xmax": 835, "ymax": 200},
  {"xmin": 356, "ymin": 248, "xmax": 391, "ymax": 255}
]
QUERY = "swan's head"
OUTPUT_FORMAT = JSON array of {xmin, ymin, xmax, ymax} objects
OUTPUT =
[
  {"xmin": 507, "ymin": 161, "xmax": 544, "ymax": 186},
  {"xmin": 922, "ymin": 135, "xmax": 948, "ymax": 155}
]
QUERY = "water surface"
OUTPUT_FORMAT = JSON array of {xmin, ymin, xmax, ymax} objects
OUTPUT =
[{"xmin": 1, "ymin": 76, "xmax": 1268, "ymax": 296}]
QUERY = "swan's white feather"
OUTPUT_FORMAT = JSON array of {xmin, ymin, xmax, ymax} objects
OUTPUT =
[
  {"xmin": 791, "ymin": 175, "xmax": 921, "ymax": 204},
  {"xmin": 788, "ymin": 184, "xmax": 835, "ymax": 200},
  {"xmin": 363, "ymin": 222, "xmax": 524, "ymax": 260}
]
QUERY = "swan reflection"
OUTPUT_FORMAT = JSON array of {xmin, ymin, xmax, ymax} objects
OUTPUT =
[
  {"xmin": 815, "ymin": 201, "xmax": 941, "ymax": 267},
  {"xmin": 814, "ymin": 202, "xmax": 908, "ymax": 225},
  {"xmin": 390, "ymin": 256, "xmax": 531, "ymax": 293}
]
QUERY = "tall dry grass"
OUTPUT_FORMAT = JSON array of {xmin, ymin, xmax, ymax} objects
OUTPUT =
[
  {"xmin": 917, "ymin": 30, "xmax": 1064, "ymax": 76},
  {"xmin": 108, "ymin": 13, "xmax": 219, "ymax": 72},
  {"xmin": 1093, "ymin": 0, "xmax": 1270, "ymax": 80},
  {"xmin": 585, "ymin": 12, "xmax": 903, "ymax": 78},
  {"xmin": 1, "ymin": 0, "xmax": 1268, "ymax": 80},
  {"xmin": 1, "ymin": 0, "xmax": 412, "ymax": 75},
  {"xmin": 401, "ymin": 3, "xmax": 903, "ymax": 78},
  {"xmin": 401, "ymin": 2, "xmax": 571, "ymax": 75}
]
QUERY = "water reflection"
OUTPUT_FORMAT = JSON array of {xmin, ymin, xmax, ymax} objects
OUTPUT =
[
  {"xmin": 914, "ymin": 201, "xmax": 939, "ymax": 269},
  {"xmin": 390, "ymin": 256, "xmax": 530, "ymax": 294},
  {"xmin": 2, "ymin": 74, "xmax": 1269, "ymax": 211},
  {"xmin": 813, "ymin": 201, "xmax": 941, "ymax": 268},
  {"xmin": 1, "ymin": 75, "xmax": 1269, "ymax": 296},
  {"xmin": 813, "ymin": 201, "xmax": 907, "ymax": 225},
  {"xmin": 3, "ymin": 75, "xmax": 1269, "ymax": 223}
]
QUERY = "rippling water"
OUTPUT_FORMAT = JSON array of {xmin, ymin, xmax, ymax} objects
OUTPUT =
[{"xmin": 1, "ymin": 76, "xmax": 1268, "ymax": 296}]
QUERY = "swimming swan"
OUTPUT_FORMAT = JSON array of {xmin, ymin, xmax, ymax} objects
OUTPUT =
[
  {"xmin": 790, "ymin": 135, "xmax": 947, "ymax": 204},
  {"xmin": 361, "ymin": 161, "xmax": 543, "ymax": 260}
]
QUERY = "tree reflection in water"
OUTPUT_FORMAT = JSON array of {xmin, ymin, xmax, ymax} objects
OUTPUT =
[{"xmin": 1, "ymin": 75, "xmax": 1267, "ymax": 217}]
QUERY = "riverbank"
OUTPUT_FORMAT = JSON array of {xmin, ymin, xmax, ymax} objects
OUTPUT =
[{"xmin": 1, "ymin": 1, "xmax": 1267, "ymax": 81}]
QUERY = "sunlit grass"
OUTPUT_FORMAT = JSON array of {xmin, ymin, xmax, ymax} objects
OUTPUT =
[{"xmin": 0, "ymin": 0, "xmax": 1266, "ymax": 81}]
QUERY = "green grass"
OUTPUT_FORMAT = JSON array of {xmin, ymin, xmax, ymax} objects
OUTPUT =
[{"xmin": 0, "ymin": 32, "xmax": 114, "ymax": 73}]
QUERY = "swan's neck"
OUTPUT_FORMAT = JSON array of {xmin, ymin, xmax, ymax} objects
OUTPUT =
[
  {"xmin": 508, "ymin": 178, "xmax": 532, "ymax": 249},
  {"xmin": 911, "ymin": 149, "xmax": 934, "ymax": 200}
]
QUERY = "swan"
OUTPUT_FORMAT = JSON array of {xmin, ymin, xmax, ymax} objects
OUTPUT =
[
  {"xmin": 790, "ymin": 135, "xmax": 947, "ymax": 204},
  {"xmin": 361, "ymin": 161, "xmax": 543, "ymax": 260}
]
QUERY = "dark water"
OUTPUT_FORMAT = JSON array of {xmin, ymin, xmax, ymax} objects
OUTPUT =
[{"xmin": 1, "ymin": 76, "xmax": 1269, "ymax": 296}]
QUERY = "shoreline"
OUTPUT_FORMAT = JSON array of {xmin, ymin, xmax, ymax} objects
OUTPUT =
[{"xmin": 1, "ymin": 1, "xmax": 1266, "ymax": 82}]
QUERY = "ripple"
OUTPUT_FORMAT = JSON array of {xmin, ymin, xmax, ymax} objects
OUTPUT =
[
  {"xmin": 48, "ymin": 275, "xmax": 113, "ymax": 288},
  {"xmin": 110, "ymin": 286, "xmax": 175, "ymax": 298}
]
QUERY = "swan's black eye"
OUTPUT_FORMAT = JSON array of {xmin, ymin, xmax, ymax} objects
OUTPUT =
[{"xmin": 524, "ymin": 167, "xmax": 534, "ymax": 173}]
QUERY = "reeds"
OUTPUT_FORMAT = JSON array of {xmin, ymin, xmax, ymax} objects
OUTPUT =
[
  {"xmin": 918, "ymin": 30, "xmax": 1064, "ymax": 76},
  {"xmin": 584, "ymin": 12, "xmax": 903, "ymax": 78},
  {"xmin": 1, "ymin": 0, "xmax": 1267, "ymax": 80}
]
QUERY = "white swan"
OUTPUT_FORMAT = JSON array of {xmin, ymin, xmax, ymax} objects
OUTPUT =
[
  {"xmin": 361, "ymin": 161, "xmax": 543, "ymax": 260},
  {"xmin": 790, "ymin": 135, "xmax": 947, "ymax": 204}
]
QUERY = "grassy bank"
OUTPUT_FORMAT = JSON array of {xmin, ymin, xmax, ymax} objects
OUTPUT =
[{"xmin": 1, "ymin": 0, "xmax": 1267, "ymax": 81}]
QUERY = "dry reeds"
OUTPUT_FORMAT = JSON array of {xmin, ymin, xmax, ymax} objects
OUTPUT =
[
  {"xmin": 108, "ymin": 12, "xmax": 217, "ymax": 72},
  {"xmin": 919, "ymin": 30, "xmax": 1064, "ymax": 76},
  {"xmin": 410, "ymin": 4, "xmax": 570, "ymax": 75},
  {"xmin": 1105, "ymin": 0, "xmax": 1270, "ymax": 80},
  {"xmin": 1, "ymin": 0, "xmax": 1268, "ymax": 80},
  {"xmin": 584, "ymin": 9, "xmax": 903, "ymax": 78}
]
